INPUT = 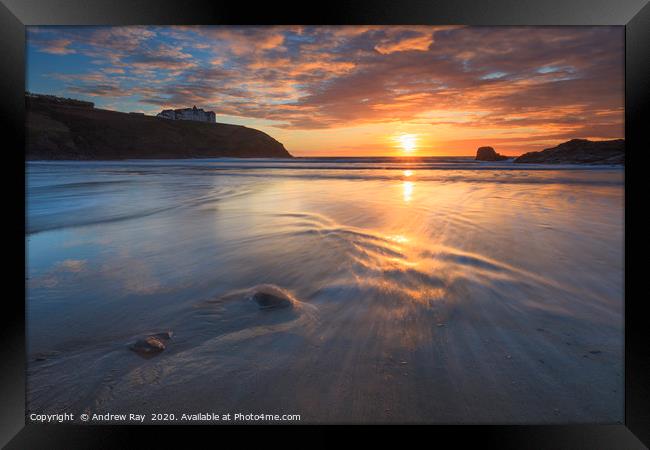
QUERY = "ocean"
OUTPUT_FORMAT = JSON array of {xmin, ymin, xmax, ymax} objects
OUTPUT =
[{"xmin": 26, "ymin": 157, "xmax": 624, "ymax": 423}]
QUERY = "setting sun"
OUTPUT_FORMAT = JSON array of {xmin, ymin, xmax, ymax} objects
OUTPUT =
[{"xmin": 396, "ymin": 134, "xmax": 418, "ymax": 154}]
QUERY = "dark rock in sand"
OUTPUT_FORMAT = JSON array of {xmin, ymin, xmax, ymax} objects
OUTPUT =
[
  {"xmin": 475, "ymin": 146, "xmax": 509, "ymax": 161},
  {"xmin": 514, "ymin": 139, "xmax": 624, "ymax": 165},
  {"xmin": 251, "ymin": 291, "xmax": 293, "ymax": 310},
  {"xmin": 130, "ymin": 331, "xmax": 173, "ymax": 357}
]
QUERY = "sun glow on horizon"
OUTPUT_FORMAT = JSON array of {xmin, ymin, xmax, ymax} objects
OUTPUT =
[{"xmin": 395, "ymin": 134, "xmax": 418, "ymax": 154}]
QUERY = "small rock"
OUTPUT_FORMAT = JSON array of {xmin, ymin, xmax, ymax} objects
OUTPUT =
[
  {"xmin": 130, "ymin": 331, "xmax": 173, "ymax": 357},
  {"xmin": 152, "ymin": 331, "xmax": 173, "ymax": 341},
  {"xmin": 251, "ymin": 291, "xmax": 293, "ymax": 310}
]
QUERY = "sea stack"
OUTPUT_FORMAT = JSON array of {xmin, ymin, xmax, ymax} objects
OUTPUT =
[{"xmin": 475, "ymin": 146, "xmax": 509, "ymax": 161}]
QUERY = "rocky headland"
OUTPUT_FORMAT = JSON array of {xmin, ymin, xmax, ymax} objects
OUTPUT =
[
  {"xmin": 514, "ymin": 139, "xmax": 624, "ymax": 165},
  {"xmin": 26, "ymin": 93, "xmax": 292, "ymax": 160}
]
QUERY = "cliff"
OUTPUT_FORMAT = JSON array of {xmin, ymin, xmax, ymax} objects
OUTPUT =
[
  {"xmin": 514, "ymin": 139, "xmax": 624, "ymax": 165},
  {"xmin": 26, "ymin": 94, "xmax": 292, "ymax": 160}
]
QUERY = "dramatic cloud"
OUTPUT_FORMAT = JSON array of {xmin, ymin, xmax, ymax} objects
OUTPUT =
[{"xmin": 26, "ymin": 25, "xmax": 624, "ymax": 155}]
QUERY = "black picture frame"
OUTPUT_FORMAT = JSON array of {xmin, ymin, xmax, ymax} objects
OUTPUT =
[{"xmin": 2, "ymin": 0, "xmax": 648, "ymax": 447}]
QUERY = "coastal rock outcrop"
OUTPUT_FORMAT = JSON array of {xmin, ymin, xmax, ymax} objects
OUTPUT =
[
  {"xmin": 130, "ymin": 331, "xmax": 173, "ymax": 357},
  {"xmin": 26, "ymin": 94, "xmax": 292, "ymax": 160},
  {"xmin": 475, "ymin": 146, "xmax": 509, "ymax": 161},
  {"xmin": 514, "ymin": 139, "xmax": 624, "ymax": 165}
]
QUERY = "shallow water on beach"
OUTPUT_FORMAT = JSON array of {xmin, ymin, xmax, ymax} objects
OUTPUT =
[{"xmin": 26, "ymin": 158, "xmax": 624, "ymax": 423}]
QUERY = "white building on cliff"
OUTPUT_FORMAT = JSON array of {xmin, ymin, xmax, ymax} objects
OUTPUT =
[{"xmin": 157, "ymin": 105, "xmax": 216, "ymax": 123}]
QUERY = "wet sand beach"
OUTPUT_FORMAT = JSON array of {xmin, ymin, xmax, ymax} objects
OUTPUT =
[{"xmin": 26, "ymin": 158, "xmax": 624, "ymax": 423}]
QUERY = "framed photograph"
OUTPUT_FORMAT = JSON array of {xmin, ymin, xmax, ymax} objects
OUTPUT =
[{"xmin": 1, "ymin": 0, "xmax": 648, "ymax": 447}]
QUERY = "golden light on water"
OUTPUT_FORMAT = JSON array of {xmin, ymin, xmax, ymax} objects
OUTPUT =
[
  {"xmin": 389, "ymin": 234, "xmax": 410, "ymax": 244},
  {"xmin": 403, "ymin": 181, "xmax": 414, "ymax": 202},
  {"xmin": 402, "ymin": 171, "xmax": 415, "ymax": 202},
  {"xmin": 395, "ymin": 134, "xmax": 418, "ymax": 154}
]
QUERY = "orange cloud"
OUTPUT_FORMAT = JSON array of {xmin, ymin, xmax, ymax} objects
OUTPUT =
[
  {"xmin": 375, "ymin": 34, "xmax": 433, "ymax": 54},
  {"xmin": 28, "ymin": 25, "xmax": 624, "ymax": 155}
]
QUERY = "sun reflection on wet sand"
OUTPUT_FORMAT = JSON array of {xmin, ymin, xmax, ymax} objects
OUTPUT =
[
  {"xmin": 403, "ymin": 181, "xmax": 414, "ymax": 202},
  {"xmin": 389, "ymin": 234, "xmax": 410, "ymax": 244}
]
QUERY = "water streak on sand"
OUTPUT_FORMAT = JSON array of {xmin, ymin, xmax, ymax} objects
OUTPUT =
[{"xmin": 26, "ymin": 159, "xmax": 623, "ymax": 423}]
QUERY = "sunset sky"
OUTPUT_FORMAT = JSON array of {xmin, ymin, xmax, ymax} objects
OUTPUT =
[{"xmin": 26, "ymin": 26, "xmax": 624, "ymax": 156}]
